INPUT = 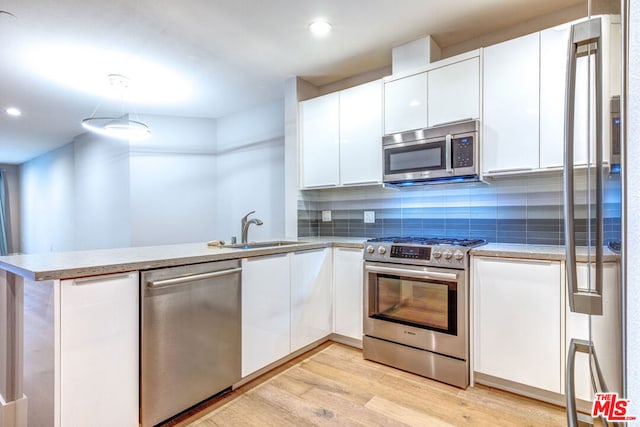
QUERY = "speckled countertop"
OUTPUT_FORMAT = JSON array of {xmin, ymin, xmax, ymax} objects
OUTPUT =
[
  {"xmin": 471, "ymin": 242, "xmax": 620, "ymax": 262},
  {"xmin": 1, "ymin": 238, "xmax": 619, "ymax": 282},
  {"xmin": 0, "ymin": 238, "xmax": 366, "ymax": 281}
]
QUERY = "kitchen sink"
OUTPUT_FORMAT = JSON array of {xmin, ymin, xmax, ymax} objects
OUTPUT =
[{"xmin": 223, "ymin": 240, "xmax": 304, "ymax": 250}]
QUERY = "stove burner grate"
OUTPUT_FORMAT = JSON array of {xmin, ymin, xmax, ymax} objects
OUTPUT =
[{"xmin": 366, "ymin": 236, "xmax": 486, "ymax": 248}]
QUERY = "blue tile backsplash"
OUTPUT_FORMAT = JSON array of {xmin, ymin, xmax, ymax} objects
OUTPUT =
[{"xmin": 297, "ymin": 173, "xmax": 622, "ymax": 246}]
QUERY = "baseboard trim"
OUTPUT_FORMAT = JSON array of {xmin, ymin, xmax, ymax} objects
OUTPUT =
[{"xmin": 474, "ymin": 372, "xmax": 592, "ymax": 413}]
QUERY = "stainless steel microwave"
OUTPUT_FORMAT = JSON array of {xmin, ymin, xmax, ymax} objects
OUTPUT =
[{"xmin": 383, "ymin": 119, "xmax": 480, "ymax": 186}]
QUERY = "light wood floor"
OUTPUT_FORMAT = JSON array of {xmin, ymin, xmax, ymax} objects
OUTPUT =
[{"xmin": 175, "ymin": 342, "xmax": 568, "ymax": 427}]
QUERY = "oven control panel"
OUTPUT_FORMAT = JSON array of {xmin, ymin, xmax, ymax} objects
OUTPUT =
[{"xmin": 390, "ymin": 245, "xmax": 431, "ymax": 260}]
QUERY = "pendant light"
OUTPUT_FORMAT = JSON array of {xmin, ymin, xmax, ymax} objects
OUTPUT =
[{"xmin": 81, "ymin": 74, "xmax": 151, "ymax": 141}]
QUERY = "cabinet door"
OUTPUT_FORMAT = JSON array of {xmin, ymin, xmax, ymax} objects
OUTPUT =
[
  {"xmin": 300, "ymin": 92, "xmax": 340, "ymax": 188},
  {"xmin": 428, "ymin": 57, "xmax": 480, "ymax": 127},
  {"xmin": 333, "ymin": 248, "xmax": 363, "ymax": 340},
  {"xmin": 242, "ymin": 254, "xmax": 291, "ymax": 377},
  {"xmin": 540, "ymin": 25, "xmax": 571, "ymax": 169},
  {"xmin": 339, "ymin": 80, "xmax": 383, "ymax": 185},
  {"xmin": 291, "ymin": 248, "xmax": 332, "ymax": 352},
  {"xmin": 540, "ymin": 23, "xmax": 593, "ymax": 169},
  {"xmin": 60, "ymin": 272, "xmax": 139, "ymax": 427},
  {"xmin": 473, "ymin": 257, "xmax": 562, "ymax": 393},
  {"xmin": 384, "ymin": 72, "xmax": 429, "ymax": 134},
  {"xmin": 566, "ymin": 262, "xmax": 622, "ymax": 403},
  {"xmin": 483, "ymin": 33, "xmax": 540, "ymax": 174}
]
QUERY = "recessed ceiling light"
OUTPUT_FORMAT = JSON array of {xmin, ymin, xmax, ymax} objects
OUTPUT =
[
  {"xmin": 308, "ymin": 19, "xmax": 332, "ymax": 37},
  {"xmin": 6, "ymin": 107, "xmax": 21, "ymax": 117}
]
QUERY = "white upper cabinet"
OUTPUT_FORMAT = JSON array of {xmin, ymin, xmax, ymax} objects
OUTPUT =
[
  {"xmin": 300, "ymin": 81, "xmax": 382, "ymax": 189},
  {"xmin": 383, "ymin": 72, "xmax": 429, "ymax": 134},
  {"xmin": 339, "ymin": 80, "xmax": 383, "ymax": 186},
  {"xmin": 540, "ymin": 24, "xmax": 571, "ymax": 169},
  {"xmin": 483, "ymin": 32, "xmax": 540, "ymax": 175},
  {"xmin": 486, "ymin": 17, "xmax": 619, "ymax": 176},
  {"xmin": 540, "ymin": 23, "xmax": 593, "ymax": 169},
  {"xmin": 428, "ymin": 56, "xmax": 480, "ymax": 127},
  {"xmin": 300, "ymin": 92, "xmax": 340, "ymax": 188},
  {"xmin": 384, "ymin": 51, "xmax": 481, "ymax": 134}
]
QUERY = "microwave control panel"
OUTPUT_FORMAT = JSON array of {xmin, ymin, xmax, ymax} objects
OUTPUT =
[{"xmin": 452, "ymin": 136, "xmax": 474, "ymax": 168}]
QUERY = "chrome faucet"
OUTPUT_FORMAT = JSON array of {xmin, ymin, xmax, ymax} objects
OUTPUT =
[{"xmin": 241, "ymin": 211, "xmax": 263, "ymax": 244}]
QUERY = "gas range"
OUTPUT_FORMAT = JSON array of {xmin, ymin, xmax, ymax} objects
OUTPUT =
[{"xmin": 363, "ymin": 236, "xmax": 486, "ymax": 269}]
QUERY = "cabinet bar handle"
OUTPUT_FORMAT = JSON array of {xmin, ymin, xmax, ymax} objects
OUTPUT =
[
  {"xmin": 74, "ymin": 271, "xmax": 136, "ymax": 285},
  {"xmin": 485, "ymin": 167, "xmax": 534, "ymax": 174},
  {"xmin": 342, "ymin": 180, "xmax": 381, "ymax": 186}
]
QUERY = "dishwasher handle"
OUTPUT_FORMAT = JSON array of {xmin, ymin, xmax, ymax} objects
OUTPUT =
[{"xmin": 147, "ymin": 267, "xmax": 242, "ymax": 290}]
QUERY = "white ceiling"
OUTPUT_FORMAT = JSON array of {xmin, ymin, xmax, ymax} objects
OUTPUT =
[{"xmin": 0, "ymin": 0, "xmax": 584, "ymax": 164}]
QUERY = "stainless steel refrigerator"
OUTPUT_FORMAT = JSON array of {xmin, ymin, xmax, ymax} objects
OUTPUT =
[{"xmin": 563, "ymin": 2, "xmax": 626, "ymax": 426}]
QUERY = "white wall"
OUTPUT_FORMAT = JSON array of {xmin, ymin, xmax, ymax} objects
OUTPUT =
[
  {"xmin": 214, "ymin": 99, "xmax": 285, "ymax": 242},
  {"xmin": 20, "ymin": 131, "xmax": 132, "ymax": 253},
  {"xmin": 129, "ymin": 115, "xmax": 218, "ymax": 247},
  {"xmin": 20, "ymin": 144, "xmax": 75, "ymax": 253},
  {"xmin": 0, "ymin": 164, "xmax": 21, "ymax": 254},
  {"xmin": 18, "ymin": 102, "xmax": 286, "ymax": 253},
  {"xmin": 626, "ymin": 0, "xmax": 639, "ymax": 414},
  {"xmin": 73, "ymin": 132, "xmax": 131, "ymax": 250}
]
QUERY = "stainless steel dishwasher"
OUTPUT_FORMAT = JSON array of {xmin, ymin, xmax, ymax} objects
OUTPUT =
[{"xmin": 140, "ymin": 260, "xmax": 241, "ymax": 427}]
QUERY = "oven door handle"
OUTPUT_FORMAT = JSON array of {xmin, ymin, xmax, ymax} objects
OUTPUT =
[{"xmin": 365, "ymin": 265, "xmax": 459, "ymax": 281}]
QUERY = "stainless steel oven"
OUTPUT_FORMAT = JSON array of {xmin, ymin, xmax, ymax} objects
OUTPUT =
[{"xmin": 363, "ymin": 237, "xmax": 484, "ymax": 388}]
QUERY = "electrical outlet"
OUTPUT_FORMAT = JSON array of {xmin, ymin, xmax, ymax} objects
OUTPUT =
[
  {"xmin": 322, "ymin": 210, "xmax": 332, "ymax": 222},
  {"xmin": 364, "ymin": 211, "xmax": 375, "ymax": 224}
]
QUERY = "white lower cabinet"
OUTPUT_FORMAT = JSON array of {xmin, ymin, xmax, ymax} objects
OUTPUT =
[
  {"xmin": 332, "ymin": 248, "xmax": 363, "ymax": 340},
  {"xmin": 290, "ymin": 248, "xmax": 333, "ymax": 352},
  {"xmin": 59, "ymin": 272, "xmax": 139, "ymax": 427},
  {"xmin": 241, "ymin": 254, "xmax": 291, "ymax": 377},
  {"xmin": 473, "ymin": 256, "xmax": 562, "ymax": 393}
]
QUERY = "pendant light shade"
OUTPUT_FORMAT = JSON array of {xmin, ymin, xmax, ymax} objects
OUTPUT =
[
  {"xmin": 81, "ymin": 117, "xmax": 151, "ymax": 141},
  {"xmin": 81, "ymin": 74, "xmax": 151, "ymax": 141}
]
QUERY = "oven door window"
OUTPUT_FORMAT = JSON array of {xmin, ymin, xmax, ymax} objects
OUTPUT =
[
  {"xmin": 371, "ymin": 273, "xmax": 456, "ymax": 335},
  {"xmin": 384, "ymin": 140, "xmax": 446, "ymax": 175}
]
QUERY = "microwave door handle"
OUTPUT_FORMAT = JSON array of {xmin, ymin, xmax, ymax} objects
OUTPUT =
[
  {"xmin": 564, "ymin": 18, "xmax": 604, "ymax": 316},
  {"xmin": 445, "ymin": 134, "xmax": 453, "ymax": 174}
]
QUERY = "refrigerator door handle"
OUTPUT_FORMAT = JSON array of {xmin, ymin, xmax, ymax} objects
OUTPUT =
[
  {"xmin": 567, "ymin": 339, "xmax": 617, "ymax": 427},
  {"xmin": 564, "ymin": 17, "xmax": 604, "ymax": 316},
  {"xmin": 445, "ymin": 134, "xmax": 453, "ymax": 174}
]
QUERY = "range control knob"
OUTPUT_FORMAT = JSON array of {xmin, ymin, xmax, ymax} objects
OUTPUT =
[
  {"xmin": 366, "ymin": 245, "xmax": 375, "ymax": 254},
  {"xmin": 432, "ymin": 250, "xmax": 442, "ymax": 259},
  {"xmin": 443, "ymin": 250, "xmax": 453, "ymax": 260},
  {"xmin": 378, "ymin": 246, "xmax": 387, "ymax": 255},
  {"xmin": 454, "ymin": 250, "xmax": 464, "ymax": 261}
]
